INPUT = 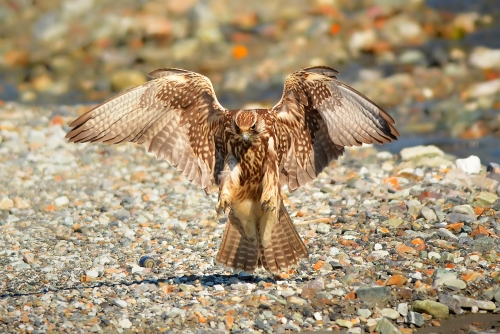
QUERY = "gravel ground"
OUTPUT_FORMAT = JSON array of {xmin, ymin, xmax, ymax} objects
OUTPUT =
[{"xmin": 0, "ymin": 102, "xmax": 499, "ymax": 333}]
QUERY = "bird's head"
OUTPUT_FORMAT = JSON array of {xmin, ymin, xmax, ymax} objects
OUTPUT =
[{"xmin": 232, "ymin": 110, "xmax": 264, "ymax": 142}]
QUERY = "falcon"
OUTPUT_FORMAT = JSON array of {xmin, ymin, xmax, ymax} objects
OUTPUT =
[{"xmin": 66, "ymin": 66, "xmax": 399, "ymax": 274}]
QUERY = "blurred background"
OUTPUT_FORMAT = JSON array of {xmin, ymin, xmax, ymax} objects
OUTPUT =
[{"xmin": 1, "ymin": 0, "xmax": 499, "ymax": 160}]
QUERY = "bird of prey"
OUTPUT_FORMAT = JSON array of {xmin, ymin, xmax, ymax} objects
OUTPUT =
[{"xmin": 66, "ymin": 66, "xmax": 399, "ymax": 275}]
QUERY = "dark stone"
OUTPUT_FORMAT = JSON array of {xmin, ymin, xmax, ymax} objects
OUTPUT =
[
  {"xmin": 356, "ymin": 286, "xmax": 390, "ymax": 304},
  {"xmin": 405, "ymin": 311, "xmax": 424, "ymax": 327},
  {"xmin": 472, "ymin": 237, "xmax": 495, "ymax": 254},
  {"xmin": 446, "ymin": 213, "xmax": 475, "ymax": 223},
  {"xmin": 115, "ymin": 209, "xmax": 130, "ymax": 222},
  {"xmin": 438, "ymin": 292, "xmax": 462, "ymax": 314}
]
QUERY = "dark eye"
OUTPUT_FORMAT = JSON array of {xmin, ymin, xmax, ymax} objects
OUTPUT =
[
  {"xmin": 251, "ymin": 124, "xmax": 256, "ymax": 131},
  {"xmin": 235, "ymin": 125, "xmax": 241, "ymax": 134}
]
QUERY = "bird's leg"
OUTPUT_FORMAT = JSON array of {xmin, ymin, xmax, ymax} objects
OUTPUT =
[
  {"xmin": 216, "ymin": 154, "xmax": 239, "ymax": 214},
  {"xmin": 260, "ymin": 145, "xmax": 279, "ymax": 213}
]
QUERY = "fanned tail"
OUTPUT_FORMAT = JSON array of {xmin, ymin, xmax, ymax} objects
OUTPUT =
[{"xmin": 216, "ymin": 200, "xmax": 308, "ymax": 274}]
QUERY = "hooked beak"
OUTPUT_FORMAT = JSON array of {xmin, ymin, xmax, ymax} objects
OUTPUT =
[{"xmin": 242, "ymin": 132, "xmax": 250, "ymax": 141}]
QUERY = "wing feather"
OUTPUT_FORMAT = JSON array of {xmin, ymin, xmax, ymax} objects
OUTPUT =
[
  {"xmin": 273, "ymin": 66, "xmax": 398, "ymax": 191},
  {"xmin": 66, "ymin": 68, "xmax": 228, "ymax": 191}
]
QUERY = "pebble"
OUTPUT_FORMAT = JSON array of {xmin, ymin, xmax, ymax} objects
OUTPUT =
[
  {"xmin": 456, "ymin": 155, "xmax": 482, "ymax": 174},
  {"xmin": 400, "ymin": 145, "xmax": 444, "ymax": 161},
  {"xmin": 397, "ymin": 303, "xmax": 408, "ymax": 317},
  {"xmin": 381, "ymin": 308, "xmax": 400, "ymax": 319},
  {"xmin": 336, "ymin": 319, "xmax": 353, "ymax": 329},
  {"xmin": 357, "ymin": 308, "xmax": 372, "ymax": 318},
  {"xmin": 420, "ymin": 207, "xmax": 437, "ymax": 221},
  {"xmin": 54, "ymin": 195, "xmax": 69, "ymax": 207},
  {"xmin": 412, "ymin": 300, "xmax": 449, "ymax": 319},
  {"xmin": 452, "ymin": 295, "xmax": 496, "ymax": 310},
  {"xmin": 375, "ymin": 317, "xmax": 402, "ymax": 334},
  {"xmin": 118, "ymin": 318, "xmax": 132, "ymax": 329},
  {"xmin": 114, "ymin": 299, "xmax": 128, "ymax": 308},
  {"xmin": 0, "ymin": 197, "xmax": 14, "ymax": 210},
  {"xmin": 405, "ymin": 311, "xmax": 424, "ymax": 327}
]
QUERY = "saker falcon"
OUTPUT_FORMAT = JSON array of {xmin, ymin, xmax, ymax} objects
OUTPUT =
[{"xmin": 66, "ymin": 66, "xmax": 399, "ymax": 275}]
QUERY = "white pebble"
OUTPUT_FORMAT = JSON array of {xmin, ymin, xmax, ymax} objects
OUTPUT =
[
  {"xmin": 118, "ymin": 318, "xmax": 132, "ymax": 328},
  {"xmin": 455, "ymin": 155, "xmax": 481, "ymax": 174},
  {"xmin": 54, "ymin": 196, "xmax": 69, "ymax": 207}
]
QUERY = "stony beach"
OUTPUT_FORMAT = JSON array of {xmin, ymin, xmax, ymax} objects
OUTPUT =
[{"xmin": 0, "ymin": 102, "xmax": 499, "ymax": 333}]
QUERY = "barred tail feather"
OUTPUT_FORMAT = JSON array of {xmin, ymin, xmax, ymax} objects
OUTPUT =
[{"xmin": 216, "ymin": 201, "xmax": 308, "ymax": 275}]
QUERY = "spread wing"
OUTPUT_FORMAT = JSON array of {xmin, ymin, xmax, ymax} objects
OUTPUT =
[
  {"xmin": 273, "ymin": 66, "xmax": 399, "ymax": 191},
  {"xmin": 66, "ymin": 68, "xmax": 228, "ymax": 191}
]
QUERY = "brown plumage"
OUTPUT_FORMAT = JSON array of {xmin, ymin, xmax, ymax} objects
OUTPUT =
[{"xmin": 66, "ymin": 66, "xmax": 399, "ymax": 275}]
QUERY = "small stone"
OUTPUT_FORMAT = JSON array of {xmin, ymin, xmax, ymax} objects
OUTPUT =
[
  {"xmin": 86, "ymin": 270, "xmax": 99, "ymax": 278},
  {"xmin": 336, "ymin": 319, "xmax": 353, "ymax": 329},
  {"xmin": 437, "ymin": 228, "xmax": 458, "ymax": 240},
  {"xmin": 307, "ymin": 277, "xmax": 325, "ymax": 290},
  {"xmin": 443, "ymin": 278, "xmax": 466, "ymax": 290},
  {"xmin": 412, "ymin": 300, "xmax": 449, "ymax": 319},
  {"xmin": 375, "ymin": 317, "xmax": 402, "ymax": 334},
  {"xmin": 22, "ymin": 252, "xmax": 35, "ymax": 264},
  {"xmin": 475, "ymin": 192, "xmax": 498, "ymax": 206},
  {"xmin": 401, "ymin": 145, "xmax": 444, "ymax": 161},
  {"xmin": 115, "ymin": 209, "xmax": 131, "ymax": 222},
  {"xmin": 90, "ymin": 324, "xmax": 102, "ymax": 332},
  {"xmin": 54, "ymin": 196, "xmax": 69, "ymax": 207},
  {"xmin": 405, "ymin": 311, "xmax": 424, "ymax": 327},
  {"xmin": 453, "ymin": 205, "xmax": 476, "ymax": 218},
  {"xmin": 356, "ymin": 286, "xmax": 390, "ymax": 302},
  {"xmin": 494, "ymin": 290, "xmax": 500, "ymax": 303},
  {"xmin": 387, "ymin": 218, "xmax": 404, "ymax": 227},
  {"xmin": 472, "ymin": 237, "xmax": 495, "ymax": 254},
  {"xmin": 179, "ymin": 284, "xmax": 195, "ymax": 293},
  {"xmin": 13, "ymin": 197, "xmax": 29, "ymax": 209},
  {"xmin": 0, "ymin": 197, "xmax": 13, "ymax": 210},
  {"xmin": 287, "ymin": 296, "xmax": 307, "ymax": 306},
  {"xmin": 452, "ymin": 295, "xmax": 496, "ymax": 310},
  {"xmin": 357, "ymin": 308, "xmax": 372, "ymax": 318},
  {"xmin": 118, "ymin": 318, "xmax": 132, "ymax": 329},
  {"xmin": 114, "ymin": 300, "xmax": 127, "ymax": 308},
  {"xmin": 397, "ymin": 303, "xmax": 408, "ymax": 317},
  {"xmin": 456, "ymin": 155, "xmax": 481, "ymax": 174},
  {"xmin": 420, "ymin": 207, "xmax": 437, "ymax": 221},
  {"xmin": 316, "ymin": 223, "xmax": 330, "ymax": 234},
  {"xmin": 438, "ymin": 293, "xmax": 462, "ymax": 314},
  {"xmin": 428, "ymin": 252, "xmax": 441, "ymax": 260},
  {"xmin": 381, "ymin": 308, "xmax": 400, "ymax": 320}
]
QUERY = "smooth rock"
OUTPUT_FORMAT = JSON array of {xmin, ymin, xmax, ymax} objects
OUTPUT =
[
  {"xmin": 404, "ymin": 311, "xmax": 424, "ymax": 327},
  {"xmin": 420, "ymin": 207, "xmax": 437, "ymax": 221},
  {"xmin": 438, "ymin": 292, "xmax": 462, "ymax": 314},
  {"xmin": 13, "ymin": 197, "xmax": 29, "ymax": 209},
  {"xmin": 114, "ymin": 299, "xmax": 127, "ymax": 308},
  {"xmin": 375, "ymin": 317, "xmax": 402, "ymax": 334},
  {"xmin": 456, "ymin": 155, "xmax": 481, "ymax": 174},
  {"xmin": 118, "ymin": 318, "xmax": 132, "ymax": 329},
  {"xmin": 356, "ymin": 286, "xmax": 390, "ymax": 302},
  {"xmin": 357, "ymin": 308, "xmax": 372, "ymax": 318},
  {"xmin": 401, "ymin": 145, "xmax": 444, "ymax": 161},
  {"xmin": 336, "ymin": 319, "xmax": 353, "ymax": 329},
  {"xmin": 452, "ymin": 295, "xmax": 496, "ymax": 310},
  {"xmin": 316, "ymin": 223, "xmax": 330, "ymax": 234},
  {"xmin": 397, "ymin": 303, "xmax": 408, "ymax": 317},
  {"xmin": 443, "ymin": 278, "xmax": 466, "ymax": 290},
  {"xmin": 412, "ymin": 300, "xmax": 449, "ymax": 319},
  {"xmin": 0, "ymin": 198, "xmax": 14, "ymax": 210},
  {"xmin": 54, "ymin": 196, "xmax": 69, "ymax": 207},
  {"xmin": 452, "ymin": 204, "xmax": 476, "ymax": 217},
  {"xmin": 475, "ymin": 192, "xmax": 498, "ymax": 206},
  {"xmin": 381, "ymin": 308, "xmax": 400, "ymax": 320},
  {"xmin": 437, "ymin": 228, "xmax": 458, "ymax": 240}
]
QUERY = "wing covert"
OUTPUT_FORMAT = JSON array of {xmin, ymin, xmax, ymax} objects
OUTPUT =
[
  {"xmin": 273, "ymin": 66, "xmax": 399, "ymax": 191},
  {"xmin": 66, "ymin": 68, "xmax": 228, "ymax": 191}
]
